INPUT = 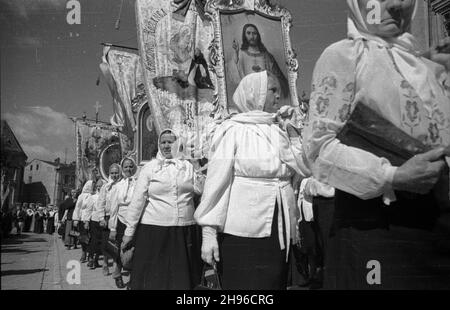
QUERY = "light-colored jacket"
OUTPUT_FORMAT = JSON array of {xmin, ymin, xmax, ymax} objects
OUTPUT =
[
  {"xmin": 194, "ymin": 117, "xmax": 307, "ymax": 253},
  {"xmin": 91, "ymin": 181, "xmax": 118, "ymax": 222},
  {"xmin": 109, "ymin": 177, "xmax": 136, "ymax": 232},
  {"xmin": 124, "ymin": 159, "xmax": 204, "ymax": 237}
]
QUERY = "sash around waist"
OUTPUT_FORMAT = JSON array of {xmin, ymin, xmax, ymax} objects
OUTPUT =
[{"xmin": 233, "ymin": 175, "xmax": 291, "ymax": 187}]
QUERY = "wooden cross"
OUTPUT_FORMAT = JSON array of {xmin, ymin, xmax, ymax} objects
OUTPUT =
[{"xmin": 94, "ymin": 101, "xmax": 102, "ymax": 123}]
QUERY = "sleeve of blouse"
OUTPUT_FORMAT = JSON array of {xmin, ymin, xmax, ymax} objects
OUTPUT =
[
  {"xmin": 193, "ymin": 166, "xmax": 206, "ymax": 196},
  {"xmin": 108, "ymin": 186, "xmax": 120, "ymax": 232},
  {"xmin": 94, "ymin": 185, "xmax": 107, "ymax": 220},
  {"xmin": 124, "ymin": 163, "xmax": 152, "ymax": 237},
  {"xmin": 72, "ymin": 195, "xmax": 82, "ymax": 221},
  {"xmin": 303, "ymin": 40, "xmax": 397, "ymax": 200},
  {"xmin": 288, "ymin": 135, "xmax": 311, "ymax": 177},
  {"xmin": 84, "ymin": 198, "xmax": 94, "ymax": 221},
  {"xmin": 194, "ymin": 122, "xmax": 236, "ymax": 230}
]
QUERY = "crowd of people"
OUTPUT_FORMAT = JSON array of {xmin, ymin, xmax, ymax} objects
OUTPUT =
[
  {"xmin": 0, "ymin": 202, "xmax": 58, "ymax": 238},
  {"xmin": 1, "ymin": 0, "xmax": 449, "ymax": 290}
]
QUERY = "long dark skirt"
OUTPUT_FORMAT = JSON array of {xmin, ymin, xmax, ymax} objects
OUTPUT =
[
  {"xmin": 324, "ymin": 190, "xmax": 450, "ymax": 290},
  {"xmin": 130, "ymin": 224, "xmax": 202, "ymax": 290},
  {"xmin": 46, "ymin": 217, "xmax": 55, "ymax": 234},
  {"xmin": 78, "ymin": 222, "xmax": 90, "ymax": 252},
  {"xmin": 34, "ymin": 218, "xmax": 44, "ymax": 234},
  {"xmin": 219, "ymin": 203, "xmax": 288, "ymax": 290},
  {"xmin": 64, "ymin": 220, "xmax": 75, "ymax": 247},
  {"xmin": 294, "ymin": 196, "xmax": 334, "ymax": 276},
  {"xmin": 25, "ymin": 216, "xmax": 32, "ymax": 232},
  {"xmin": 112, "ymin": 219, "xmax": 126, "ymax": 279},
  {"xmin": 101, "ymin": 217, "xmax": 110, "ymax": 254},
  {"xmin": 89, "ymin": 221, "xmax": 102, "ymax": 255}
]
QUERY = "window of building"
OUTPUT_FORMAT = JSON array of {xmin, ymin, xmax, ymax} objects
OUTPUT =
[
  {"xmin": 28, "ymin": 176, "xmax": 32, "ymax": 183},
  {"xmin": 36, "ymin": 164, "xmax": 39, "ymax": 170},
  {"xmin": 30, "ymin": 165, "xmax": 33, "ymax": 171}
]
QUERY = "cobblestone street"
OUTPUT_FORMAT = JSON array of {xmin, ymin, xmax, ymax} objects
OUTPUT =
[{"xmin": 1, "ymin": 232, "xmax": 129, "ymax": 290}]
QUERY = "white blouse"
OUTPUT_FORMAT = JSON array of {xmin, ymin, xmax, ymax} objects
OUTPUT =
[
  {"xmin": 124, "ymin": 159, "xmax": 205, "ymax": 237},
  {"xmin": 75, "ymin": 194, "xmax": 98, "ymax": 222},
  {"xmin": 303, "ymin": 39, "xmax": 450, "ymax": 201},
  {"xmin": 72, "ymin": 181, "xmax": 93, "ymax": 222},
  {"xmin": 91, "ymin": 182, "xmax": 118, "ymax": 222},
  {"xmin": 194, "ymin": 118, "xmax": 306, "ymax": 253},
  {"xmin": 109, "ymin": 177, "xmax": 136, "ymax": 232}
]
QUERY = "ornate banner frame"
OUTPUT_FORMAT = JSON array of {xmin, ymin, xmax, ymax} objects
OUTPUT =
[{"xmin": 205, "ymin": 0, "xmax": 300, "ymax": 113}]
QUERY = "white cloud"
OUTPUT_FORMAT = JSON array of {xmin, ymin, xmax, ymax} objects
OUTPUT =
[{"xmin": 3, "ymin": 106, "xmax": 76, "ymax": 163}]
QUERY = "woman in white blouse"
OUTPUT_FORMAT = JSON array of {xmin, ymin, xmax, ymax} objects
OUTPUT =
[
  {"xmin": 74, "ymin": 179, "xmax": 103, "ymax": 264},
  {"xmin": 73, "ymin": 180, "xmax": 94, "ymax": 263},
  {"xmin": 121, "ymin": 129, "xmax": 205, "ymax": 290},
  {"xmin": 108, "ymin": 157, "xmax": 137, "ymax": 289},
  {"xmin": 194, "ymin": 70, "xmax": 310, "ymax": 290},
  {"xmin": 302, "ymin": 0, "xmax": 450, "ymax": 289},
  {"xmin": 90, "ymin": 164, "xmax": 121, "ymax": 274}
]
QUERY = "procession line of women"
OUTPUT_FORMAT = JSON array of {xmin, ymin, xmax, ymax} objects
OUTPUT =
[{"xmin": 65, "ymin": 0, "xmax": 450, "ymax": 290}]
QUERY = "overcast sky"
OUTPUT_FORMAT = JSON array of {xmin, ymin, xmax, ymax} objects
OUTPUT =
[{"xmin": 0, "ymin": 0, "xmax": 348, "ymax": 163}]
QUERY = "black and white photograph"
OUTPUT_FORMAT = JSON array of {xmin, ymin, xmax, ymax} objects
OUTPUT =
[{"xmin": 1, "ymin": 0, "xmax": 450, "ymax": 295}]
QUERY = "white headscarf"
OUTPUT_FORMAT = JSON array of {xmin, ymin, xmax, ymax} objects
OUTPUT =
[
  {"xmin": 81, "ymin": 180, "xmax": 94, "ymax": 194},
  {"xmin": 105, "ymin": 163, "xmax": 121, "ymax": 191},
  {"xmin": 76, "ymin": 180, "xmax": 94, "ymax": 210},
  {"xmin": 120, "ymin": 157, "xmax": 137, "ymax": 179},
  {"xmin": 231, "ymin": 70, "xmax": 279, "ymax": 124},
  {"xmin": 156, "ymin": 129, "xmax": 185, "ymax": 170},
  {"xmin": 346, "ymin": 0, "xmax": 445, "ymax": 106},
  {"xmin": 233, "ymin": 71, "xmax": 268, "ymax": 113},
  {"xmin": 229, "ymin": 70, "xmax": 311, "ymax": 177},
  {"xmin": 347, "ymin": 0, "xmax": 417, "ymax": 34}
]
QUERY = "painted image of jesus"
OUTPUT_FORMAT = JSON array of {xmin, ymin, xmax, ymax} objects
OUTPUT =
[{"xmin": 231, "ymin": 23, "xmax": 289, "ymax": 98}]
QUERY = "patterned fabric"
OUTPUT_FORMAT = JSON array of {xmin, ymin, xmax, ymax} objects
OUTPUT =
[
  {"xmin": 75, "ymin": 120, "xmax": 120, "ymax": 188},
  {"xmin": 303, "ymin": 22, "xmax": 450, "ymax": 200},
  {"xmin": 136, "ymin": 0, "xmax": 221, "ymax": 159},
  {"xmin": 100, "ymin": 47, "xmax": 146, "ymax": 142}
]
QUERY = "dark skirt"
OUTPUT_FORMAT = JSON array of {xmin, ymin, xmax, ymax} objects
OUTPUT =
[
  {"xmin": 114, "ymin": 220, "xmax": 126, "ymax": 266},
  {"xmin": 46, "ymin": 217, "xmax": 55, "ymax": 234},
  {"xmin": 25, "ymin": 216, "xmax": 32, "ymax": 232},
  {"xmin": 324, "ymin": 190, "xmax": 450, "ymax": 289},
  {"xmin": 300, "ymin": 196, "xmax": 335, "ymax": 267},
  {"xmin": 64, "ymin": 220, "xmax": 75, "ymax": 247},
  {"xmin": 88, "ymin": 219, "xmax": 110, "ymax": 255},
  {"xmin": 89, "ymin": 221, "xmax": 103, "ymax": 255},
  {"xmin": 34, "ymin": 218, "xmax": 44, "ymax": 234},
  {"xmin": 219, "ymin": 203, "xmax": 288, "ymax": 290},
  {"xmin": 78, "ymin": 222, "xmax": 90, "ymax": 251},
  {"xmin": 130, "ymin": 224, "xmax": 202, "ymax": 290},
  {"xmin": 101, "ymin": 219, "xmax": 110, "ymax": 254}
]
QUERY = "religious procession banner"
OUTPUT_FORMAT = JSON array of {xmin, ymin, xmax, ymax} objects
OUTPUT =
[
  {"xmin": 136, "ymin": 0, "xmax": 223, "ymax": 159},
  {"xmin": 74, "ymin": 119, "xmax": 122, "ymax": 188},
  {"xmin": 99, "ymin": 47, "xmax": 149, "ymax": 157}
]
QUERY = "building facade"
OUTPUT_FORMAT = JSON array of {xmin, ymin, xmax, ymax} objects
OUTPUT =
[
  {"xmin": 1, "ymin": 120, "xmax": 28, "ymax": 211},
  {"xmin": 23, "ymin": 158, "xmax": 76, "ymax": 206},
  {"xmin": 56, "ymin": 161, "xmax": 76, "ymax": 204}
]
